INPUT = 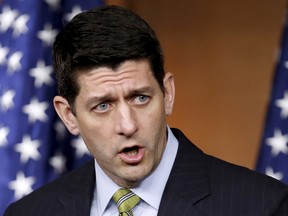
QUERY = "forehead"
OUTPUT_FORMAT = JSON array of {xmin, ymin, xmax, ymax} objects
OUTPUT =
[{"xmin": 77, "ymin": 60, "xmax": 158, "ymax": 94}]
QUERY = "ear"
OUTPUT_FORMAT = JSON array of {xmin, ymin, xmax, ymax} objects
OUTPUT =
[
  {"xmin": 163, "ymin": 72, "xmax": 175, "ymax": 116},
  {"xmin": 53, "ymin": 96, "xmax": 80, "ymax": 135}
]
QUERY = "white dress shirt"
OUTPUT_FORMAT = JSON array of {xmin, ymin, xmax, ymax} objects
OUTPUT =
[{"xmin": 90, "ymin": 126, "xmax": 179, "ymax": 216}]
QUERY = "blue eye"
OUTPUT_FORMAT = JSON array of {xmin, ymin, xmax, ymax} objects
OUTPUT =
[
  {"xmin": 95, "ymin": 103, "xmax": 110, "ymax": 112},
  {"xmin": 134, "ymin": 95, "xmax": 149, "ymax": 104},
  {"xmin": 139, "ymin": 95, "xmax": 147, "ymax": 102}
]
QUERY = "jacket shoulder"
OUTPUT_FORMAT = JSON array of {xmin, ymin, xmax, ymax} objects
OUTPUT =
[
  {"xmin": 5, "ymin": 160, "xmax": 95, "ymax": 216},
  {"xmin": 205, "ymin": 154, "xmax": 288, "ymax": 215},
  {"xmin": 171, "ymin": 128, "xmax": 288, "ymax": 215}
]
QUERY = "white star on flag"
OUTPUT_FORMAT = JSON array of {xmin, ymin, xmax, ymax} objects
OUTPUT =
[
  {"xmin": 7, "ymin": 51, "xmax": 23, "ymax": 73},
  {"xmin": 0, "ymin": 90, "xmax": 16, "ymax": 111},
  {"xmin": 275, "ymin": 91, "xmax": 288, "ymax": 118},
  {"xmin": 265, "ymin": 167, "xmax": 284, "ymax": 181},
  {"xmin": 0, "ymin": 44, "xmax": 9, "ymax": 65},
  {"xmin": 64, "ymin": 5, "xmax": 83, "ymax": 22},
  {"xmin": 266, "ymin": 129, "xmax": 288, "ymax": 156},
  {"xmin": 284, "ymin": 61, "xmax": 288, "ymax": 70},
  {"xmin": 37, "ymin": 23, "xmax": 58, "ymax": 46},
  {"xmin": 49, "ymin": 153, "xmax": 66, "ymax": 174},
  {"xmin": 15, "ymin": 135, "xmax": 41, "ymax": 163},
  {"xmin": 54, "ymin": 120, "xmax": 68, "ymax": 140},
  {"xmin": 8, "ymin": 172, "xmax": 35, "ymax": 200},
  {"xmin": 29, "ymin": 60, "xmax": 54, "ymax": 87},
  {"xmin": 0, "ymin": 6, "xmax": 18, "ymax": 32},
  {"xmin": 12, "ymin": 13, "xmax": 30, "ymax": 37},
  {"xmin": 0, "ymin": 126, "xmax": 10, "ymax": 147},
  {"xmin": 44, "ymin": 0, "xmax": 61, "ymax": 11},
  {"xmin": 22, "ymin": 98, "xmax": 49, "ymax": 123},
  {"xmin": 71, "ymin": 136, "xmax": 90, "ymax": 158}
]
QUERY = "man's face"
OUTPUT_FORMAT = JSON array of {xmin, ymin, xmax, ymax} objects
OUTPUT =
[{"xmin": 54, "ymin": 60, "xmax": 175, "ymax": 188}]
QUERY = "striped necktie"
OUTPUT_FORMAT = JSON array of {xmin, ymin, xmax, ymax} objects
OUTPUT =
[{"xmin": 112, "ymin": 188, "xmax": 140, "ymax": 216}]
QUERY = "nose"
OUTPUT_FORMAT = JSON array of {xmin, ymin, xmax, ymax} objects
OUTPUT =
[{"xmin": 114, "ymin": 103, "xmax": 138, "ymax": 137}]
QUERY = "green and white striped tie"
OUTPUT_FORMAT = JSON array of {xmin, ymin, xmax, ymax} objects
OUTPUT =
[{"xmin": 112, "ymin": 188, "xmax": 140, "ymax": 216}]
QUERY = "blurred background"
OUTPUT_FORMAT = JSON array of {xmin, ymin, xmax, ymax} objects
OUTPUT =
[{"xmin": 0, "ymin": 0, "xmax": 287, "ymax": 214}]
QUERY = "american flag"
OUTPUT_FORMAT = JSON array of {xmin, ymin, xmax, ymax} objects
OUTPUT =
[
  {"xmin": 0, "ymin": 0, "xmax": 104, "ymax": 214},
  {"xmin": 256, "ymin": 10, "xmax": 288, "ymax": 184}
]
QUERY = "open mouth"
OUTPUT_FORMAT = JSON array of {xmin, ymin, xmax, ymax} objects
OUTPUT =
[
  {"xmin": 119, "ymin": 146, "xmax": 145, "ymax": 164},
  {"xmin": 123, "ymin": 146, "xmax": 139, "ymax": 156}
]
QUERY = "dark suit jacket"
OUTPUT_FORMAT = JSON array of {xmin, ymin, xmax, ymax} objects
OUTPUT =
[{"xmin": 5, "ymin": 128, "xmax": 288, "ymax": 216}]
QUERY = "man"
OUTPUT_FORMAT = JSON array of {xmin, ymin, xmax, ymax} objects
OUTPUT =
[{"xmin": 5, "ymin": 5, "xmax": 288, "ymax": 216}]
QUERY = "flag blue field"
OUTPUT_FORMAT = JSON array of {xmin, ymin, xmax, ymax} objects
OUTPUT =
[
  {"xmin": 0, "ymin": 0, "xmax": 104, "ymax": 214},
  {"xmin": 256, "ymin": 12, "xmax": 288, "ymax": 184}
]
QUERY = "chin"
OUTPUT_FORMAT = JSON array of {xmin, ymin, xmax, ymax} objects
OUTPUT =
[{"xmin": 124, "ymin": 166, "xmax": 152, "ymax": 182}]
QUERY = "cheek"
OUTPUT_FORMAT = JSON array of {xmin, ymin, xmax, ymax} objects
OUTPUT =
[
  {"xmin": 143, "ymin": 109, "xmax": 167, "ymax": 152},
  {"xmin": 76, "ymin": 121, "xmax": 111, "ymax": 155},
  {"xmin": 140, "ymin": 99, "xmax": 166, "ymax": 124},
  {"xmin": 76, "ymin": 113, "xmax": 108, "ymax": 141},
  {"xmin": 85, "ymin": 138, "xmax": 117, "ymax": 167}
]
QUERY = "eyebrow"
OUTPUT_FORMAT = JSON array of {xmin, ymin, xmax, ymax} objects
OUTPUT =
[
  {"xmin": 125, "ymin": 86, "xmax": 154, "ymax": 98},
  {"xmin": 85, "ymin": 94, "xmax": 114, "ymax": 108},
  {"xmin": 85, "ymin": 86, "xmax": 154, "ymax": 108}
]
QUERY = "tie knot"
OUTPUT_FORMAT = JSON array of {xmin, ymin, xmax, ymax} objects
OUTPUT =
[{"xmin": 112, "ymin": 188, "xmax": 140, "ymax": 214}]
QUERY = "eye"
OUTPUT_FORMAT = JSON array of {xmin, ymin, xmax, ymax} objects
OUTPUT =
[
  {"xmin": 133, "ymin": 95, "xmax": 150, "ymax": 105},
  {"xmin": 94, "ymin": 102, "xmax": 111, "ymax": 113}
]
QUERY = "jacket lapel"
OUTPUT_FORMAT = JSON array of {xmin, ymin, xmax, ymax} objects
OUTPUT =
[
  {"xmin": 57, "ymin": 160, "xmax": 96, "ymax": 216},
  {"xmin": 158, "ymin": 129, "xmax": 210, "ymax": 216}
]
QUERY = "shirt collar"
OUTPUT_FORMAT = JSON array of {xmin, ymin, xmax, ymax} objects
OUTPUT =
[
  {"xmin": 94, "ymin": 126, "xmax": 179, "ymax": 214},
  {"xmin": 94, "ymin": 160, "xmax": 119, "ymax": 215}
]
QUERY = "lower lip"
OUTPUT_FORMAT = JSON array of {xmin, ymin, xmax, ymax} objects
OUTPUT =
[{"xmin": 119, "ymin": 148, "xmax": 145, "ymax": 164}]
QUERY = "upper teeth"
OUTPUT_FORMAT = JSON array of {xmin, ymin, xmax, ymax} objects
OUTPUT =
[{"xmin": 125, "ymin": 149, "xmax": 138, "ymax": 156}]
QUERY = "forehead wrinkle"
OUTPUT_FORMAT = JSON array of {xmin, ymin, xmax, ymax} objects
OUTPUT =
[
  {"xmin": 98, "ymin": 70, "xmax": 139, "ymax": 86},
  {"xmin": 78, "ymin": 70, "xmax": 135, "ymax": 94},
  {"xmin": 79, "ymin": 59, "xmax": 152, "ymax": 87}
]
